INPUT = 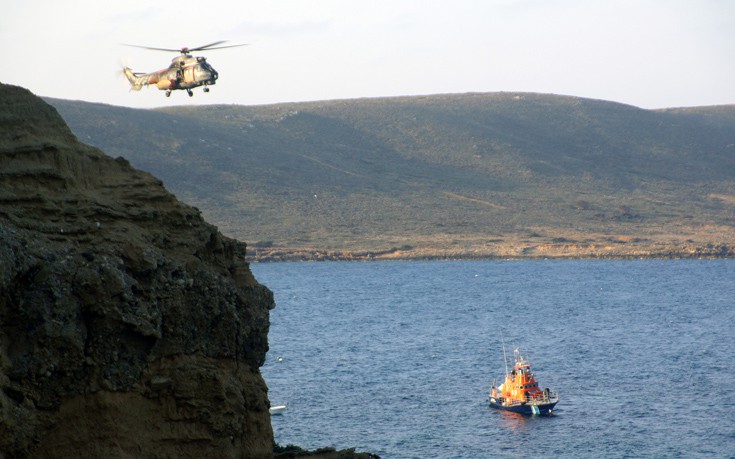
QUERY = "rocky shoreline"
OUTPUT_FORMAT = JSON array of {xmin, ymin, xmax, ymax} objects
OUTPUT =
[{"xmin": 249, "ymin": 242, "xmax": 735, "ymax": 262}]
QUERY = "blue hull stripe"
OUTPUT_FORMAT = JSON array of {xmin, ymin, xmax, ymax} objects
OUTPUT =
[{"xmin": 489, "ymin": 399, "xmax": 557, "ymax": 415}]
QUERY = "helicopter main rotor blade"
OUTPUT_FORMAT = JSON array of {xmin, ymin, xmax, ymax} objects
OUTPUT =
[
  {"xmin": 120, "ymin": 41, "xmax": 247, "ymax": 53},
  {"xmin": 120, "ymin": 43, "xmax": 183, "ymax": 52},
  {"xmin": 187, "ymin": 41, "xmax": 229, "ymax": 51},
  {"xmin": 199, "ymin": 43, "xmax": 248, "ymax": 51},
  {"xmin": 188, "ymin": 42, "xmax": 248, "ymax": 52}
]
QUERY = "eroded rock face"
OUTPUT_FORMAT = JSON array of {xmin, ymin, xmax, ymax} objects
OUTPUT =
[{"xmin": 0, "ymin": 84, "xmax": 275, "ymax": 457}]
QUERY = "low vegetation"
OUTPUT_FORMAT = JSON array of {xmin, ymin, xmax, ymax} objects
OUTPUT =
[{"xmin": 48, "ymin": 93, "xmax": 735, "ymax": 260}]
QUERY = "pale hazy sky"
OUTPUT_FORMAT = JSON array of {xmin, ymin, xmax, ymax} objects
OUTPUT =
[{"xmin": 2, "ymin": 0, "xmax": 733, "ymax": 109}]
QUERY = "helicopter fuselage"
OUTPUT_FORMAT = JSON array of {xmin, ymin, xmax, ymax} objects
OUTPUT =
[{"xmin": 123, "ymin": 54, "xmax": 219, "ymax": 97}]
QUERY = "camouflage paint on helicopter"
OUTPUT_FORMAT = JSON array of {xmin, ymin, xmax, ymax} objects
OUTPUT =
[{"xmin": 122, "ymin": 41, "xmax": 246, "ymax": 97}]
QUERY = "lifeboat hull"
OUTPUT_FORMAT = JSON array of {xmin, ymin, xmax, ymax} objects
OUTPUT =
[{"xmin": 489, "ymin": 397, "xmax": 557, "ymax": 415}]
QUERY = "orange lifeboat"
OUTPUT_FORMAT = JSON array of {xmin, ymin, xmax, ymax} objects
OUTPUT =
[{"xmin": 489, "ymin": 348, "xmax": 558, "ymax": 415}]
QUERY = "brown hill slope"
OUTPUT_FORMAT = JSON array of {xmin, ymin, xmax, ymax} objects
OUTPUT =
[
  {"xmin": 48, "ymin": 93, "xmax": 735, "ymax": 260},
  {"xmin": 1, "ymin": 83, "xmax": 275, "ymax": 456}
]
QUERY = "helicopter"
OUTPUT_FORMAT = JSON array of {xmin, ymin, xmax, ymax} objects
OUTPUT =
[{"xmin": 121, "ymin": 41, "xmax": 246, "ymax": 97}]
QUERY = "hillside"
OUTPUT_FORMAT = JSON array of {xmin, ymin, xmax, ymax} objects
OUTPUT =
[{"xmin": 48, "ymin": 92, "xmax": 735, "ymax": 260}]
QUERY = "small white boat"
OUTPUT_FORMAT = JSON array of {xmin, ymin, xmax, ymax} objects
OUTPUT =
[{"xmin": 269, "ymin": 404, "xmax": 287, "ymax": 415}]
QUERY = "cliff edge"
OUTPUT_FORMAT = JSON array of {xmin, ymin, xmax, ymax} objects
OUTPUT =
[{"xmin": 0, "ymin": 83, "xmax": 275, "ymax": 457}]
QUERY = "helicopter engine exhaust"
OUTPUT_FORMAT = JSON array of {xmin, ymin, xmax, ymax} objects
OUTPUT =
[{"xmin": 156, "ymin": 79, "xmax": 175, "ymax": 90}]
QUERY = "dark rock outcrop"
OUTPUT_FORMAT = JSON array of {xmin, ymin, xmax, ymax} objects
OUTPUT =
[{"xmin": 0, "ymin": 83, "xmax": 275, "ymax": 457}]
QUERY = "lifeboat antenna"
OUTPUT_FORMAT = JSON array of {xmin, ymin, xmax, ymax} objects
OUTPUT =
[{"xmin": 501, "ymin": 330, "xmax": 509, "ymax": 379}]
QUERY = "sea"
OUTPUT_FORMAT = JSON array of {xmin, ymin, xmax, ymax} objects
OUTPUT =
[{"xmin": 254, "ymin": 260, "xmax": 735, "ymax": 458}]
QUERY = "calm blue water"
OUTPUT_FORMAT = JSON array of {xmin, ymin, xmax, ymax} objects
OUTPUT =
[{"xmin": 254, "ymin": 260, "xmax": 735, "ymax": 458}]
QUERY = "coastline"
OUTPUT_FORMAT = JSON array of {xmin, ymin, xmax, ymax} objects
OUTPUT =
[{"xmin": 249, "ymin": 241, "xmax": 734, "ymax": 262}]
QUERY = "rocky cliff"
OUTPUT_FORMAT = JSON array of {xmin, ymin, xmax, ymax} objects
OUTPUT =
[{"xmin": 0, "ymin": 83, "xmax": 275, "ymax": 457}]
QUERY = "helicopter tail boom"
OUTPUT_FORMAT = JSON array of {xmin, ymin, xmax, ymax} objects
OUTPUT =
[{"xmin": 123, "ymin": 67, "xmax": 147, "ymax": 91}]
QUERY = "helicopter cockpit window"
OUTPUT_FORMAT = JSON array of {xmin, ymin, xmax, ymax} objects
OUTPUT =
[{"xmin": 197, "ymin": 57, "xmax": 206, "ymax": 62}]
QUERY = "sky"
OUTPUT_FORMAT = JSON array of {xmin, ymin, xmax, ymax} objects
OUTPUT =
[{"xmin": 2, "ymin": 0, "xmax": 734, "ymax": 109}]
